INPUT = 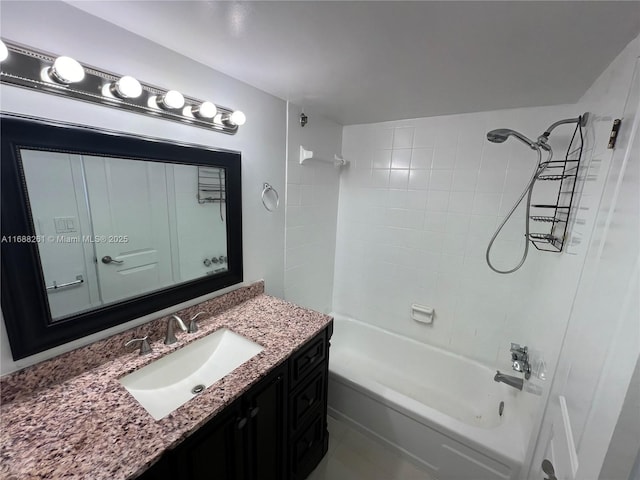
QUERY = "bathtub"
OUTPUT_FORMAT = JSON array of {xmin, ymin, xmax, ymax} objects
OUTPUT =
[{"xmin": 328, "ymin": 315, "xmax": 531, "ymax": 480}]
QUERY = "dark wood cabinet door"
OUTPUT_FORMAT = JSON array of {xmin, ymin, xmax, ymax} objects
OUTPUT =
[
  {"xmin": 137, "ymin": 454, "xmax": 172, "ymax": 480},
  {"xmin": 288, "ymin": 327, "xmax": 331, "ymax": 480},
  {"xmin": 290, "ymin": 415, "xmax": 325, "ymax": 480},
  {"xmin": 245, "ymin": 367, "xmax": 287, "ymax": 480},
  {"xmin": 174, "ymin": 401, "xmax": 245, "ymax": 480}
]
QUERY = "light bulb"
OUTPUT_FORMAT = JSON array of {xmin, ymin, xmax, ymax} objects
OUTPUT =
[
  {"xmin": 49, "ymin": 56, "xmax": 85, "ymax": 84},
  {"xmin": 0, "ymin": 40, "xmax": 8, "ymax": 62},
  {"xmin": 225, "ymin": 110, "xmax": 246, "ymax": 126},
  {"xmin": 157, "ymin": 90, "xmax": 185, "ymax": 110},
  {"xmin": 192, "ymin": 101, "xmax": 217, "ymax": 119},
  {"xmin": 111, "ymin": 75, "xmax": 142, "ymax": 99}
]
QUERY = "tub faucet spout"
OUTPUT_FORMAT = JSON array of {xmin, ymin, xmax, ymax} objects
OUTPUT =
[{"xmin": 494, "ymin": 370, "xmax": 523, "ymax": 391}]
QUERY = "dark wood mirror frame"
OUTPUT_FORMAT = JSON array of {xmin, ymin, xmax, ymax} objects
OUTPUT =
[{"xmin": 1, "ymin": 114, "xmax": 243, "ymax": 360}]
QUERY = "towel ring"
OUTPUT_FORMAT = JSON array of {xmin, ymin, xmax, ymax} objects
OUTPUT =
[{"xmin": 261, "ymin": 183, "xmax": 279, "ymax": 212}]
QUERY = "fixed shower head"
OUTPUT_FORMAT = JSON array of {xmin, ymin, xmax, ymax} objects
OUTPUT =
[{"xmin": 487, "ymin": 129, "xmax": 538, "ymax": 149}]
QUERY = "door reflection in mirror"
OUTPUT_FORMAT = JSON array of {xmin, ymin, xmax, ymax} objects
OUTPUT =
[{"xmin": 20, "ymin": 149, "xmax": 228, "ymax": 321}]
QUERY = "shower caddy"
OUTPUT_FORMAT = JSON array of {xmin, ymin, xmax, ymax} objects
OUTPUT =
[{"xmin": 528, "ymin": 117, "xmax": 585, "ymax": 252}]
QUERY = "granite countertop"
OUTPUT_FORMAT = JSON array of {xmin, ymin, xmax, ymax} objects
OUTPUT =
[{"xmin": 0, "ymin": 282, "xmax": 333, "ymax": 480}]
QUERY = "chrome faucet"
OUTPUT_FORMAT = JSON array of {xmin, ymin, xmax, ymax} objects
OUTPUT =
[
  {"xmin": 494, "ymin": 371, "xmax": 523, "ymax": 391},
  {"xmin": 165, "ymin": 315, "xmax": 187, "ymax": 345},
  {"xmin": 510, "ymin": 343, "xmax": 531, "ymax": 379}
]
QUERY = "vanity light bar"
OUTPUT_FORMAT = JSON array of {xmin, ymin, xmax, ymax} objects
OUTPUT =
[
  {"xmin": 0, "ymin": 40, "xmax": 8, "ymax": 62},
  {"xmin": 0, "ymin": 39, "xmax": 245, "ymax": 135}
]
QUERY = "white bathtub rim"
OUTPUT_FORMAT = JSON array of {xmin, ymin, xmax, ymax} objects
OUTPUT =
[
  {"xmin": 330, "ymin": 312, "xmax": 512, "ymax": 374},
  {"xmin": 329, "ymin": 366, "xmax": 525, "ymax": 468},
  {"xmin": 329, "ymin": 346, "xmax": 511, "ymax": 427},
  {"xmin": 330, "ymin": 312, "xmax": 533, "ymax": 418}
]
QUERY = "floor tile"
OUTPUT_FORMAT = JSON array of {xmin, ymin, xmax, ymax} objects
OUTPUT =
[
  {"xmin": 308, "ymin": 415, "xmax": 435, "ymax": 480},
  {"xmin": 326, "ymin": 415, "xmax": 349, "ymax": 456}
]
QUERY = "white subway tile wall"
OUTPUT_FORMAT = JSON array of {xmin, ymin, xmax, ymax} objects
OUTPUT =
[{"xmin": 334, "ymin": 104, "xmax": 596, "ymax": 367}]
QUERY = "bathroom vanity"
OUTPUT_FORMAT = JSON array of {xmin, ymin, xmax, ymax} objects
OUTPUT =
[
  {"xmin": 141, "ymin": 326, "xmax": 330, "ymax": 480},
  {"xmin": 0, "ymin": 281, "xmax": 332, "ymax": 480}
]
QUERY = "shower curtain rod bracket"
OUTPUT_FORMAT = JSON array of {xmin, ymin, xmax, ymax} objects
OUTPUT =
[{"xmin": 299, "ymin": 145, "xmax": 348, "ymax": 168}]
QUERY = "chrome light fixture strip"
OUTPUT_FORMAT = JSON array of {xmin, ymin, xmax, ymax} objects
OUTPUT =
[{"xmin": 0, "ymin": 39, "xmax": 239, "ymax": 135}]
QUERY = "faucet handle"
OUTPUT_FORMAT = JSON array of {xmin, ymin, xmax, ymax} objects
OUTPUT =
[
  {"xmin": 510, "ymin": 343, "xmax": 528, "ymax": 359},
  {"xmin": 125, "ymin": 336, "xmax": 152, "ymax": 355},
  {"xmin": 188, "ymin": 312, "xmax": 206, "ymax": 333},
  {"xmin": 510, "ymin": 343, "xmax": 531, "ymax": 379}
]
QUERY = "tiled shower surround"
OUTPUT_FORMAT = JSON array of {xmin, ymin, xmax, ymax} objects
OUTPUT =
[{"xmin": 333, "ymin": 104, "xmax": 593, "ymax": 370}]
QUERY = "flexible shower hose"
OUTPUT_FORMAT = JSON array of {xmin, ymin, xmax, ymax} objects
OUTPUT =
[{"xmin": 485, "ymin": 147, "xmax": 551, "ymax": 274}]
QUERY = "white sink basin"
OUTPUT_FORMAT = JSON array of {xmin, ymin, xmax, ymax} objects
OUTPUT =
[{"xmin": 119, "ymin": 328, "xmax": 263, "ymax": 420}]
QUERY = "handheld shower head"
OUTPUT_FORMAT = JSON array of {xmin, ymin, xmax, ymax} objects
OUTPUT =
[
  {"xmin": 486, "ymin": 129, "xmax": 511, "ymax": 144},
  {"xmin": 487, "ymin": 129, "xmax": 539, "ymax": 150}
]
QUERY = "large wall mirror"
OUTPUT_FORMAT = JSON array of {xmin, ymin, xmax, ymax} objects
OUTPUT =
[{"xmin": 1, "ymin": 115, "xmax": 243, "ymax": 359}]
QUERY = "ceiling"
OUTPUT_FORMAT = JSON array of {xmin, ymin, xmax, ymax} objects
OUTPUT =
[{"xmin": 66, "ymin": 1, "xmax": 640, "ymax": 125}]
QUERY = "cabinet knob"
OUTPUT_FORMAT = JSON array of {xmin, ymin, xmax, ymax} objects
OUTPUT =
[
  {"xmin": 249, "ymin": 407, "xmax": 260, "ymax": 418},
  {"xmin": 302, "ymin": 395, "xmax": 315, "ymax": 407},
  {"xmin": 236, "ymin": 417, "xmax": 247, "ymax": 430}
]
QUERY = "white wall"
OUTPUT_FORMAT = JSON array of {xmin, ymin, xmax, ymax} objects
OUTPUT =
[
  {"xmin": 543, "ymin": 34, "xmax": 639, "ymax": 474},
  {"xmin": 0, "ymin": 0, "xmax": 286, "ymax": 374},
  {"xmin": 599, "ymin": 358, "xmax": 640, "ymax": 480},
  {"xmin": 582, "ymin": 38, "xmax": 640, "ymax": 480},
  {"xmin": 284, "ymin": 104, "xmax": 342, "ymax": 313},
  {"xmin": 526, "ymin": 35, "xmax": 639, "ymax": 477}
]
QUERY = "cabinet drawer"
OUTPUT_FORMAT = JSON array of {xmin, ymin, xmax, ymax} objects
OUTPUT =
[
  {"xmin": 290, "ymin": 366, "xmax": 326, "ymax": 433},
  {"xmin": 290, "ymin": 332, "xmax": 326, "ymax": 388},
  {"xmin": 290, "ymin": 415, "xmax": 325, "ymax": 480}
]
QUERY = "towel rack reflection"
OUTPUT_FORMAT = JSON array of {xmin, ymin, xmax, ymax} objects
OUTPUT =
[
  {"xmin": 46, "ymin": 275, "xmax": 84, "ymax": 292},
  {"xmin": 197, "ymin": 166, "xmax": 226, "ymax": 221}
]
